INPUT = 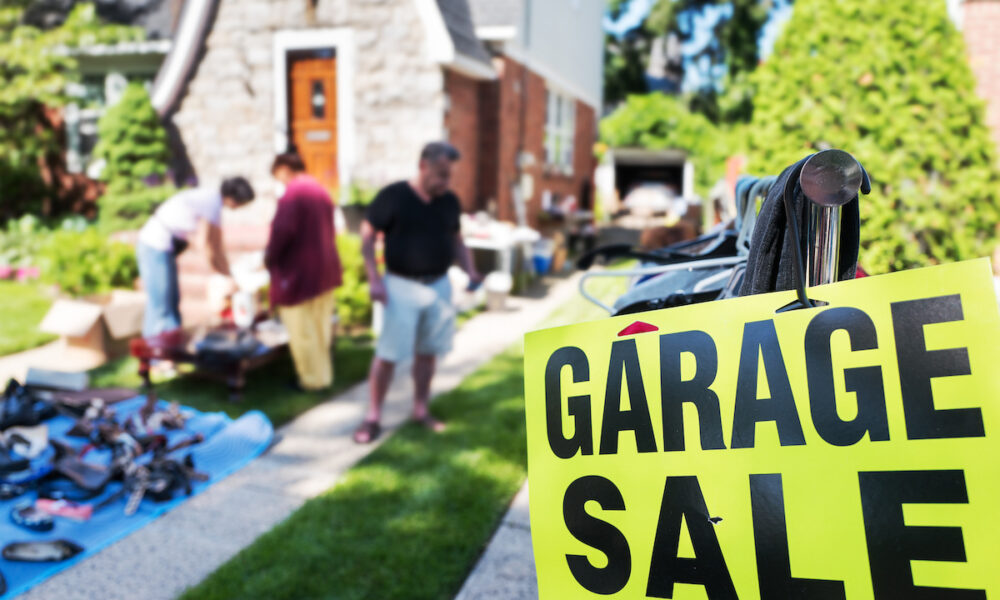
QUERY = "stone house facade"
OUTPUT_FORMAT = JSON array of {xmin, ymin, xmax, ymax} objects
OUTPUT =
[{"xmin": 138, "ymin": 0, "xmax": 603, "ymax": 227}]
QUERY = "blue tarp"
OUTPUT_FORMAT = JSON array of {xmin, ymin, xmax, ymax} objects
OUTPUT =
[{"xmin": 0, "ymin": 396, "xmax": 273, "ymax": 598}]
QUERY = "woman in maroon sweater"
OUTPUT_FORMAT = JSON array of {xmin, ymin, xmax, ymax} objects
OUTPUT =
[{"xmin": 265, "ymin": 153, "xmax": 343, "ymax": 391}]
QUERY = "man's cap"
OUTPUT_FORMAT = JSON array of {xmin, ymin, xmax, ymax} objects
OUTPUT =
[{"xmin": 420, "ymin": 141, "xmax": 461, "ymax": 162}]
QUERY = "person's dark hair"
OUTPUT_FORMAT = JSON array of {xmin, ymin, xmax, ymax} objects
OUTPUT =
[
  {"xmin": 420, "ymin": 141, "xmax": 460, "ymax": 163},
  {"xmin": 220, "ymin": 177, "xmax": 255, "ymax": 205},
  {"xmin": 271, "ymin": 153, "xmax": 306, "ymax": 174}
]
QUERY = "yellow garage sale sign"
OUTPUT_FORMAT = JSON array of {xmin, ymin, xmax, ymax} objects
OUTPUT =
[{"xmin": 523, "ymin": 258, "xmax": 1000, "ymax": 599}]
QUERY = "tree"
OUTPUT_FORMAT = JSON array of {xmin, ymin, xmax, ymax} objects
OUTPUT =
[
  {"xmin": 0, "ymin": 2, "xmax": 142, "ymax": 220},
  {"xmin": 93, "ymin": 82, "xmax": 169, "ymax": 193},
  {"xmin": 603, "ymin": 0, "xmax": 776, "ymax": 118},
  {"xmin": 744, "ymin": 0, "xmax": 1000, "ymax": 273}
]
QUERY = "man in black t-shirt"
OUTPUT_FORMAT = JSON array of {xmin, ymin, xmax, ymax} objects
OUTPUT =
[{"xmin": 353, "ymin": 142, "xmax": 482, "ymax": 444}]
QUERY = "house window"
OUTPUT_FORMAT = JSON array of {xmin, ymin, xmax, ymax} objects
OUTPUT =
[
  {"xmin": 311, "ymin": 80, "xmax": 326, "ymax": 118},
  {"xmin": 544, "ymin": 88, "xmax": 576, "ymax": 173}
]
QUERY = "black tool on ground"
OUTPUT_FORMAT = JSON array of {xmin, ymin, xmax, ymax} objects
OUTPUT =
[
  {"xmin": 10, "ymin": 501, "xmax": 54, "ymax": 532},
  {"xmin": 2, "ymin": 540, "xmax": 84, "ymax": 562}
]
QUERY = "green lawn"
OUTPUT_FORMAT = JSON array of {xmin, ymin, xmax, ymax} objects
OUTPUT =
[
  {"xmin": 179, "ymin": 273, "xmax": 626, "ymax": 600},
  {"xmin": 91, "ymin": 334, "xmax": 374, "ymax": 428},
  {"xmin": 0, "ymin": 281, "xmax": 56, "ymax": 356}
]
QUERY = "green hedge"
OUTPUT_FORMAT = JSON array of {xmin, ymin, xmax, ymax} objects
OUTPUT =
[
  {"xmin": 743, "ymin": 0, "xmax": 1000, "ymax": 273},
  {"xmin": 599, "ymin": 93, "xmax": 729, "ymax": 197},
  {"xmin": 38, "ymin": 228, "xmax": 138, "ymax": 297},
  {"xmin": 333, "ymin": 234, "xmax": 371, "ymax": 328},
  {"xmin": 93, "ymin": 82, "xmax": 169, "ymax": 194}
]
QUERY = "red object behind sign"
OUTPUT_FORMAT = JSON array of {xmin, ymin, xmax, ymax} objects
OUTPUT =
[{"xmin": 618, "ymin": 321, "xmax": 660, "ymax": 337}]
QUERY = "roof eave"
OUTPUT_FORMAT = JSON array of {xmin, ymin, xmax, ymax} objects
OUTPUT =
[{"xmin": 447, "ymin": 52, "xmax": 497, "ymax": 80}]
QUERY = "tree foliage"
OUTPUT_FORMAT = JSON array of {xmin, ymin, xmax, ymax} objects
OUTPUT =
[
  {"xmin": 744, "ymin": 0, "xmax": 1000, "ymax": 273},
  {"xmin": 604, "ymin": 0, "xmax": 774, "ymax": 116},
  {"xmin": 93, "ymin": 82, "xmax": 169, "ymax": 194},
  {"xmin": 600, "ymin": 93, "xmax": 727, "ymax": 194},
  {"xmin": 0, "ymin": 3, "xmax": 143, "ymax": 219}
]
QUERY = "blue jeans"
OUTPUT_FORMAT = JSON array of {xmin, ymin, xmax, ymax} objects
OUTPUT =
[{"xmin": 137, "ymin": 242, "xmax": 181, "ymax": 337}]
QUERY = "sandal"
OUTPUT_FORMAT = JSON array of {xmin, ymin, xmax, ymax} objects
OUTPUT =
[
  {"xmin": 10, "ymin": 501, "xmax": 54, "ymax": 532},
  {"xmin": 353, "ymin": 420, "xmax": 381, "ymax": 444},
  {"xmin": 2, "ymin": 540, "xmax": 83, "ymax": 562},
  {"xmin": 411, "ymin": 414, "xmax": 446, "ymax": 433}
]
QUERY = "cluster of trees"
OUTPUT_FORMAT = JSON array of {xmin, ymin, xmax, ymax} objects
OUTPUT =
[
  {"xmin": 0, "ymin": 1, "xmax": 148, "ymax": 221},
  {"xmin": 602, "ymin": 0, "xmax": 1000, "ymax": 272}
]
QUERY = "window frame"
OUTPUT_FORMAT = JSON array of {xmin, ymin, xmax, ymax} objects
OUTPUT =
[{"xmin": 544, "ymin": 86, "xmax": 577, "ymax": 175}]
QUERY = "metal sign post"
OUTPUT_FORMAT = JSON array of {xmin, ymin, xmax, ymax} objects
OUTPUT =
[{"xmin": 799, "ymin": 149, "xmax": 866, "ymax": 286}]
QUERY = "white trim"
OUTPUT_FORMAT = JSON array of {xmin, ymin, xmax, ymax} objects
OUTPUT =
[
  {"xmin": 412, "ymin": 0, "xmax": 455, "ymax": 63},
  {"xmin": 448, "ymin": 53, "xmax": 497, "ymax": 80},
  {"xmin": 475, "ymin": 25, "xmax": 517, "ymax": 41},
  {"xmin": 151, "ymin": 0, "xmax": 214, "ymax": 114},
  {"xmin": 272, "ymin": 28, "xmax": 356, "ymax": 189},
  {"xmin": 62, "ymin": 40, "xmax": 172, "ymax": 57},
  {"xmin": 500, "ymin": 41, "xmax": 600, "ymax": 109},
  {"xmin": 682, "ymin": 160, "xmax": 695, "ymax": 199}
]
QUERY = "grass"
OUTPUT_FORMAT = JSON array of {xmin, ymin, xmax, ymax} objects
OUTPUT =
[
  {"xmin": 0, "ymin": 281, "xmax": 56, "ymax": 356},
  {"xmin": 91, "ymin": 334, "xmax": 374, "ymax": 428},
  {"xmin": 179, "ymin": 272, "xmax": 627, "ymax": 600}
]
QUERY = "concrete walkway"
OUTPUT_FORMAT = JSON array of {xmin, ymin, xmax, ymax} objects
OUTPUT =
[
  {"xmin": 20, "ymin": 273, "xmax": 581, "ymax": 600},
  {"xmin": 454, "ymin": 482, "xmax": 537, "ymax": 600}
]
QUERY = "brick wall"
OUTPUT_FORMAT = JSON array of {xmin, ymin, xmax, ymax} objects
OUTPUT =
[
  {"xmin": 476, "ymin": 75, "xmax": 501, "ymax": 213},
  {"xmin": 444, "ymin": 70, "xmax": 481, "ymax": 212},
  {"xmin": 482, "ymin": 56, "xmax": 598, "ymax": 227},
  {"xmin": 964, "ymin": 0, "xmax": 1000, "ymax": 160}
]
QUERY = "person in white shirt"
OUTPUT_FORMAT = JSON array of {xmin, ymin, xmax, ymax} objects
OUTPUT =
[{"xmin": 136, "ymin": 177, "xmax": 255, "ymax": 337}]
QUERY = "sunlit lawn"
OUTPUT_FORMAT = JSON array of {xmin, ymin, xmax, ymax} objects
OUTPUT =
[{"xmin": 0, "ymin": 281, "xmax": 56, "ymax": 356}]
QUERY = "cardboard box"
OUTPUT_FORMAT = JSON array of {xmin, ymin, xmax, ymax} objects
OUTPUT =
[{"xmin": 39, "ymin": 290, "xmax": 146, "ymax": 364}]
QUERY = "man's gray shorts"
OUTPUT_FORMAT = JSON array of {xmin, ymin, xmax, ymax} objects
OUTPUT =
[{"xmin": 375, "ymin": 273, "xmax": 456, "ymax": 362}]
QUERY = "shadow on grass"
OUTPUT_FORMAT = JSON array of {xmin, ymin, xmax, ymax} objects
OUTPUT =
[
  {"xmin": 89, "ymin": 334, "xmax": 374, "ymax": 428},
  {"xmin": 179, "ymin": 350, "xmax": 527, "ymax": 600}
]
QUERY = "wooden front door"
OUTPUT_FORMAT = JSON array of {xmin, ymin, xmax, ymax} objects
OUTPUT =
[{"xmin": 289, "ymin": 52, "xmax": 338, "ymax": 193}]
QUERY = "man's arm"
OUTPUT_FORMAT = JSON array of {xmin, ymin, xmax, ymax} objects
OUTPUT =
[
  {"xmin": 454, "ymin": 233, "xmax": 482, "ymax": 285},
  {"xmin": 206, "ymin": 224, "xmax": 232, "ymax": 276},
  {"xmin": 361, "ymin": 220, "xmax": 387, "ymax": 303}
]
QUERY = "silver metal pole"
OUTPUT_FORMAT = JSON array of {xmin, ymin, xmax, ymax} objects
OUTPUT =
[
  {"xmin": 807, "ymin": 204, "xmax": 842, "ymax": 285},
  {"xmin": 799, "ymin": 149, "xmax": 864, "ymax": 286}
]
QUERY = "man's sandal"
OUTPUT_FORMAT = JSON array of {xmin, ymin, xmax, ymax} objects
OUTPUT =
[{"xmin": 353, "ymin": 420, "xmax": 381, "ymax": 444}]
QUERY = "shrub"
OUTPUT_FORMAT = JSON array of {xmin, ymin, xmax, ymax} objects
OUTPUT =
[
  {"xmin": 0, "ymin": 215, "xmax": 46, "ymax": 269},
  {"xmin": 37, "ymin": 228, "xmax": 138, "ymax": 297},
  {"xmin": 333, "ymin": 234, "xmax": 371, "ymax": 328},
  {"xmin": 92, "ymin": 82, "xmax": 170, "ymax": 194},
  {"xmin": 97, "ymin": 184, "xmax": 175, "ymax": 233},
  {"xmin": 744, "ymin": 0, "xmax": 1000, "ymax": 273},
  {"xmin": 339, "ymin": 183, "xmax": 376, "ymax": 207},
  {"xmin": 1, "ymin": 3, "xmax": 145, "ymax": 221},
  {"xmin": 599, "ymin": 93, "xmax": 728, "ymax": 196}
]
